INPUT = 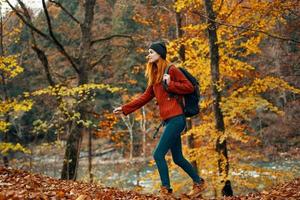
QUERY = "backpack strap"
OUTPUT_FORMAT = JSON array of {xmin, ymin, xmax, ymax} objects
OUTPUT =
[
  {"xmin": 162, "ymin": 63, "xmax": 174, "ymax": 91},
  {"xmin": 152, "ymin": 121, "xmax": 165, "ymax": 139},
  {"xmin": 162, "ymin": 63, "xmax": 185, "ymax": 113}
]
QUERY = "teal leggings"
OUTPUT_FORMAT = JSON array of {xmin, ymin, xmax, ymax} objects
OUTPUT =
[{"xmin": 153, "ymin": 114, "xmax": 202, "ymax": 189}]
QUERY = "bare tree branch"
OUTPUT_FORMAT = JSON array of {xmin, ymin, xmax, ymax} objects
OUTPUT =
[
  {"xmin": 2, "ymin": 10, "xmax": 14, "ymax": 27},
  {"xmin": 41, "ymin": 0, "xmax": 80, "ymax": 73},
  {"xmin": 6, "ymin": 0, "xmax": 50, "ymax": 40},
  {"xmin": 193, "ymin": 10, "xmax": 300, "ymax": 43},
  {"xmin": 15, "ymin": 0, "xmax": 55, "ymax": 86},
  {"xmin": 91, "ymin": 34, "xmax": 134, "ymax": 45},
  {"xmin": 216, "ymin": 0, "xmax": 225, "ymax": 15},
  {"xmin": 6, "ymin": 0, "xmax": 80, "ymax": 74},
  {"xmin": 17, "ymin": 0, "xmax": 37, "ymax": 44},
  {"xmin": 287, "ymin": 8, "xmax": 300, "ymax": 18},
  {"xmin": 90, "ymin": 54, "xmax": 108, "ymax": 69},
  {"xmin": 53, "ymin": 72, "xmax": 77, "ymax": 83},
  {"xmin": 221, "ymin": 0, "xmax": 244, "ymax": 21},
  {"xmin": 32, "ymin": 46, "xmax": 56, "ymax": 86},
  {"xmin": 49, "ymin": 0, "xmax": 80, "ymax": 25},
  {"xmin": 153, "ymin": 5, "xmax": 172, "ymax": 13}
]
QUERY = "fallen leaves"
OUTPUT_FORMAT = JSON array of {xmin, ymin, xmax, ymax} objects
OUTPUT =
[
  {"xmin": 0, "ymin": 167, "xmax": 160, "ymax": 200},
  {"xmin": 224, "ymin": 177, "xmax": 300, "ymax": 200},
  {"xmin": 0, "ymin": 167, "xmax": 299, "ymax": 199}
]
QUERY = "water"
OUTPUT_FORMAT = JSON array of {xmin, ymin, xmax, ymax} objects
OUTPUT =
[
  {"xmin": 77, "ymin": 157, "xmax": 300, "ymax": 196},
  {"xmin": 10, "ymin": 149, "xmax": 300, "ymax": 197},
  {"xmin": 251, "ymin": 160, "xmax": 300, "ymax": 173}
]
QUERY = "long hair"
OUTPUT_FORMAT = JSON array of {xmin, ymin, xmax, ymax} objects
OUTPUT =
[{"xmin": 145, "ymin": 58, "xmax": 169, "ymax": 86}]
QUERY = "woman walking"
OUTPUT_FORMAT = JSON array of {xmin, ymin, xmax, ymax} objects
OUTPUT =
[{"xmin": 113, "ymin": 41, "xmax": 205, "ymax": 198}]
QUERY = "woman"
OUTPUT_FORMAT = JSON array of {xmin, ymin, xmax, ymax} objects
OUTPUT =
[{"xmin": 113, "ymin": 41, "xmax": 205, "ymax": 198}]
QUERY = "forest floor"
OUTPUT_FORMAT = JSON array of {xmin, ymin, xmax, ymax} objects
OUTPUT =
[{"xmin": 0, "ymin": 166, "xmax": 299, "ymax": 200}]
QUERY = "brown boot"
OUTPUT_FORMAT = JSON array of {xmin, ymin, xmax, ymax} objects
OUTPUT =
[
  {"xmin": 159, "ymin": 186, "xmax": 175, "ymax": 199},
  {"xmin": 187, "ymin": 181, "xmax": 206, "ymax": 198}
]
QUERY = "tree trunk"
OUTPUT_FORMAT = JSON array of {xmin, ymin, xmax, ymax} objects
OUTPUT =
[
  {"xmin": 141, "ymin": 107, "xmax": 146, "ymax": 158},
  {"xmin": 61, "ymin": 69, "xmax": 90, "ymax": 180},
  {"xmin": 186, "ymin": 118, "xmax": 198, "ymax": 171},
  {"xmin": 175, "ymin": 10, "xmax": 198, "ymax": 171},
  {"xmin": 120, "ymin": 114, "xmax": 135, "ymax": 159},
  {"xmin": 88, "ymin": 128, "xmax": 93, "ymax": 183},
  {"xmin": 6, "ymin": 0, "xmax": 100, "ymax": 180},
  {"xmin": 203, "ymin": 0, "xmax": 233, "ymax": 196},
  {"xmin": 61, "ymin": 0, "xmax": 96, "ymax": 180},
  {"xmin": 61, "ymin": 126, "xmax": 83, "ymax": 180},
  {"xmin": 129, "ymin": 129, "xmax": 133, "ymax": 159},
  {"xmin": 175, "ymin": 11, "xmax": 185, "ymax": 61}
]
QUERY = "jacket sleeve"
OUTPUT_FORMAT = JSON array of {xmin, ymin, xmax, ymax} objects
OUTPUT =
[
  {"xmin": 122, "ymin": 86, "xmax": 154, "ymax": 115},
  {"xmin": 167, "ymin": 66, "xmax": 194, "ymax": 94}
]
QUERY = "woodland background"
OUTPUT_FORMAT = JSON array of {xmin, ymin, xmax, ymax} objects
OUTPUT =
[{"xmin": 0, "ymin": 0, "xmax": 299, "ymax": 199}]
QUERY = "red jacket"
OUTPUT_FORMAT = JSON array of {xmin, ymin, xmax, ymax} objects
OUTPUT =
[{"xmin": 122, "ymin": 65, "xmax": 194, "ymax": 120}]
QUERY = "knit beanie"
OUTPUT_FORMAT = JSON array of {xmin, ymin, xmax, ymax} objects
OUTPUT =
[{"xmin": 149, "ymin": 41, "xmax": 167, "ymax": 60}]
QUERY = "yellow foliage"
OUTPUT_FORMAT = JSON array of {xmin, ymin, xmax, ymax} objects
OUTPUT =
[
  {"xmin": 167, "ymin": 1, "xmax": 300, "ymax": 195},
  {"xmin": 231, "ymin": 76, "xmax": 300, "ymax": 98},
  {"xmin": 221, "ymin": 96, "xmax": 284, "ymax": 121},
  {"xmin": 27, "ymin": 84, "xmax": 122, "ymax": 131},
  {"xmin": 174, "ymin": 0, "xmax": 203, "ymax": 12},
  {"xmin": 169, "ymin": 0, "xmax": 300, "ymax": 141},
  {"xmin": 0, "ymin": 55, "xmax": 23, "ymax": 79},
  {"xmin": 224, "ymin": 122, "xmax": 258, "ymax": 143},
  {"xmin": 0, "ymin": 54, "xmax": 33, "ymax": 160},
  {"xmin": 0, "ymin": 120, "xmax": 10, "ymax": 132},
  {"xmin": 0, "ymin": 142, "xmax": 31, "ymax": 155},
  {"xmin": 31, "ymin": 83, "xmax": 122, "ymax": 97},
  {"xmin": 32, "ymin": 119, "xmax": 50, "ymax": 134},
  {"xmin": 132, "ymin": 13, "xmax": 152, "ymax": 26},
  {"xmin": 0, "ymin": 99, "xmax": 33, "ymax": 116}
]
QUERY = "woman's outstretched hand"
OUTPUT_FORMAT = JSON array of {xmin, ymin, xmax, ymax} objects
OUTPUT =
[{"xmin": 113, "ymin": 107, "xmax": 123, "ymax": 115}]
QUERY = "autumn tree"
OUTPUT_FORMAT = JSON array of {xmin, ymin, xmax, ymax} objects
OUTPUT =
[
  {"xmin": 168, "ymin": 0, "xmax": 300, "ymax": 197},
  {"xmin": 4, "ymin": 0, "xmax": 131, "ymax": 180},
  {"xmin": 0, "ymin": 54, "xmax": 32, "ymax": 167},
  {"xmin": 0, "ymin": 34, "xmax": 32, "ymax": 167}
]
